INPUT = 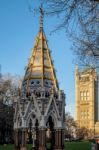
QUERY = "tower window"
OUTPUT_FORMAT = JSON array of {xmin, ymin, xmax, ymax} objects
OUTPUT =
[
  {"xmin": 80, "ymin": 91, "xmax": 89, "ymax": 101},
  {"xmin": 80, "ymin": 92, "xmax": 83, "ymax": 100}
]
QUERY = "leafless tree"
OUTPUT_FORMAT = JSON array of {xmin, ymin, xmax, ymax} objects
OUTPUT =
[
  {"xmin": 64, "ymin": 112, "xmax": 94, "ymax": 140},
  {"xmin": 76, "ymin": 127, "xmax": 95, "ymax": 139},
  {"xmin": 0, "ymin": 74, "xmax": 22, "ymax": 105},
  {"xmin": 76, "ymin": 127, "xmax": 89, "ymax": 139},
  {"xmin": 65, "ymin": 112, "xmax": 77, "ymax": 139},
  {"xmin": 41, "ymin": 0, "xmax": 99, "ymax": 66},
  {"xmin": 0, "ymin": 73, "xmax": 22, "ymax": 144}
]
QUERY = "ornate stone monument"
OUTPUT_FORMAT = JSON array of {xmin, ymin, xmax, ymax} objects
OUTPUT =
[{"xmin": 14, "ymin": 7, "xmax": 65, "ymax": 150}]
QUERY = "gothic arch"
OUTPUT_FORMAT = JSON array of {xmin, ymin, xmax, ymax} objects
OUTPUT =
[
  {"xmin": 26, "ymin": 112, "xmax": 39, "ymax": 128},
  {"xmin": 45, "ymin": 110, "xmax": 58, "ymax": 128}
]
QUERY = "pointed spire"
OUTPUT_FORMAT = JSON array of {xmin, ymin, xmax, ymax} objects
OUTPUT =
[
  {"xmin": 21, "ymin": 7, "xmax": 59, "ymax": 93},
  {"xmin": 39, "ymin": 5, "xmax": 44, "ymax": 31}
]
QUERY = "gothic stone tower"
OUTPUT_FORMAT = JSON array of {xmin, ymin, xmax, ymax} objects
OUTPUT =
[
  {"xmin": 75, "ymin": 66, "xmax": 98, "ymax": 135},
  {"xmin": 14, "ymin": 8, "xmax": 65, "ymax": 150}
]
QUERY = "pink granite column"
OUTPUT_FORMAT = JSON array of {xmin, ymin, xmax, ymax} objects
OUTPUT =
[
  {"xmin": 14, "ymin": 129, "xmax": 19, "ymax": 150},
  {"xmin": 20, "ymin": 129, "xmax": 27, "ymax": 150},
  {"xmin": 54, "ymin": 129, "xmax": 64, "ymax": 150},
  {"xmin": 38, "ymin": 129, "xmax": 46, "ymax": 150}
]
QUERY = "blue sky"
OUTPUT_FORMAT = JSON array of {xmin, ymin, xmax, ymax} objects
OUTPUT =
[{"xmin": 0, "ymin": 0, "xmax": 75, "ymax": 117}]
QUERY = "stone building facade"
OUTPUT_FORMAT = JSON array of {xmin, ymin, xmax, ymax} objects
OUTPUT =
[{"xmin": 75, "ymin": 66, "xmax": 99, "ymax": 137}]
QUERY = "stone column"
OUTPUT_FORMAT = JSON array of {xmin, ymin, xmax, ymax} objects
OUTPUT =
[
  {"xmin": 34, "ymin": 127, "xmax": 39, "ymax": 150},
  {"xmin": 38, "ymin": 128, "xmax": 46, "ymax": 150},
  {"xmin": 20, "ymin": 129, "xmax": 27, "ymax": 150},
  {"xmin": 54, "ymin": 129, "xmax": 64, "ymax": 150},
  {"xmin": 14, "ymin": 129, "xmax": 19, "ymax": 150}
]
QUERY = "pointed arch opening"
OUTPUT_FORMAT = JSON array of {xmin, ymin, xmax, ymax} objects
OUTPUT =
[
  {"xmin": 46, "ymin": 116, "xmax": 55, "ymax": 150},
  {"xmin": 46, "ymin": 110, "xmax": 58, "ymax": 128},
  {"xmin": 26, "ymin": 113, "xmax": 39, "ymax": 146}
]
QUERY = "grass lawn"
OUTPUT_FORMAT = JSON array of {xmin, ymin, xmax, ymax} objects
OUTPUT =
[
  {"xmin": 0, "ymin": 144, "xmax": 14, "ymax": 150},
  {"xmin": 0, "ymin": 141, "xmax": 91, "ymax": 150},
  {"xmin": 65, "ymin": 141, "xmax": 91, "ymax": 150}
]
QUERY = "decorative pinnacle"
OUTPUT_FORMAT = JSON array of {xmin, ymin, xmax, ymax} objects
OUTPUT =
[{"xmin": 40, "ymin": 5, "xmax": 44, "ymax": 31}]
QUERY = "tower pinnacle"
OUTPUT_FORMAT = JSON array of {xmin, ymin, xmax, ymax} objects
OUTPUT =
[{"xmin": 39, "ymin": 5, "xmax": 44, "ymax": 31}]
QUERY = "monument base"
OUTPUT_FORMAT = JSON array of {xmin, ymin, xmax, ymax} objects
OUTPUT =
[
  {"xmin": 54, "ymin": 147, "xmax": 64, "ymax": 150},
  {"xmin": 38, "ymin": 146, "xmax": 46, "ymax": 150},
  {"xmin": 20, "ymin": 147, "xmax": 27, "ymax": 150}
]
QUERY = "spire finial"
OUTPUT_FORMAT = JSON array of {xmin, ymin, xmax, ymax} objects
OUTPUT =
[{"xmin": 39, "ymin": 5, "xmax": 44, "ymax": 31}]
